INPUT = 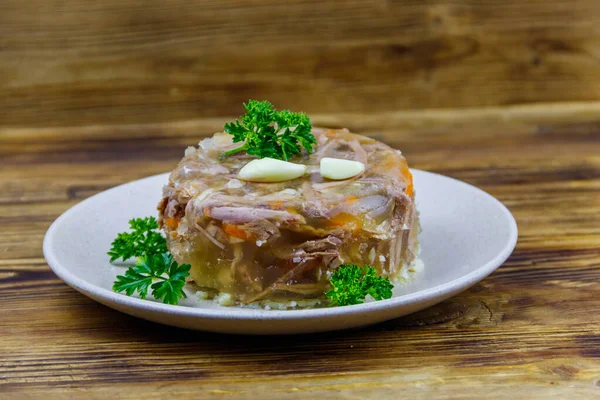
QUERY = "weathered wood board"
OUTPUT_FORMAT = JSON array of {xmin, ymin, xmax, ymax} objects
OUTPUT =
[
  {"xmin": 3, "ymin": 0, "xmax": 600, "ymax": 127},
  {"xmin": 1, "ymin": 108, "xmax": 599, "ymax": 398}
]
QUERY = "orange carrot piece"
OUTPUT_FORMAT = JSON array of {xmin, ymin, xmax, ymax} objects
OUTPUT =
[
  {"xmin": 164, "ymin": 217, "xmax": 180, "ymax": 230},
  {"xmin": 345, "ymin": 196, "xmax": 358, "ymax": 205},
  {"xmin": 330, "ymin": 212, "xmax": 362, "ymax": 232},
  {"xmin": 223, "ymin": 223, "xmax": 251, "ymax": 240},
  {"xmin": 269, "ymin": 200, "xmax": 285, "ymax": 209}
]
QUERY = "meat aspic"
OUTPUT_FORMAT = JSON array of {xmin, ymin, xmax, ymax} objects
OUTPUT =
[{"xmin": 158, "ymin": 128, "xmax": 419, "ymax": 304}]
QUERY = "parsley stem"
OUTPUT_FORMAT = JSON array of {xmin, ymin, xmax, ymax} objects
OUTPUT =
[{"xmin": 222, "ymin": 143, "xmax": 248, "ymax": 158}]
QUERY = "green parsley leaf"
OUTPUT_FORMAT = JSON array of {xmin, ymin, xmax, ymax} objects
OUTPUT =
[
  {"xmin": 113, "ymin": 253, "xmax": 191, "ymax": 305},
  {"xmin": 107, "ymin": 217, "xmax": 167, "ymax": 262},
  {"xmin": 325, "ymin": 264, "xmax": 394, "ymax": 307},
  {"xmin": 222, "ymin": 100, "xmax": 316, "ymax": 161}
]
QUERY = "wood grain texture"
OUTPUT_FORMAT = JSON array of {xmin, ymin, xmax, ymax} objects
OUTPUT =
[
  {"xmin": 3, "ymin": 0, "xmax": 600, "ymax": 127},
  {"xmin": 1, "ymin": 107, "xmax": 600, "ymax": 399}
]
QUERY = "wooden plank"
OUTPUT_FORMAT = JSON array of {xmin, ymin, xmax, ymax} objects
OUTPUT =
[
  {"xmin": 4, "ymin": 101, "xmax": 600, "ymax": 140},
  {"xmin": 2, "ymin": 1, "xmax": 600, "ymax": 127},
  {"xmin": 1, "ymin": 113, "xmax": 600, "ymax": 397},
  {"xmin": 1, "ymin": 108, "xmax": 600, "ymax": 397}
]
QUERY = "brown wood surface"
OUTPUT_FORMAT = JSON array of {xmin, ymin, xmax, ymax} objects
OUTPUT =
[
  {"xmin": 1, "ymin": 106, "xmax": 600, "ymax": 399},
  {"xmin": 3, "ymin": 0, "xmax": 600, "ymax": 128}
]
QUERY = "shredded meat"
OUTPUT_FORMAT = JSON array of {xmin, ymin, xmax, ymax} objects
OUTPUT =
[
  {"xmin": 207, "ymin": 207, "xmax": 306, "ymax": 225},
  {"xmin": 348, "ymin": 140, "xmax": 368, "ymax": 164},
  {"xmin": 271, "ymin": 235, "xmax": 342, "ymax": 259},
  {"xmin": 239, "ymin": 219, "xmax": 281, "ymax": 242},
  {"xmin": 159, "ymin": 128, "xmax": 419, "ymax": 304},
  {"xmin": 194, "ymin": 222, "xmax": 226, "ymax": 250}
]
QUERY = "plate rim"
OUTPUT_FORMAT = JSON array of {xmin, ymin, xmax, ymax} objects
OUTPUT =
[{"xmin": 43, "ymin": 169, "xmax": 518, "ymax": 321}]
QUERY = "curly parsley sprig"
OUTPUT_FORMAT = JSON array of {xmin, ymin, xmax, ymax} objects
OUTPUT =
[
  {"xmin": 107, "ymin": 217, "xmax": 167, "ymax": 262},
  {"xmin": 113, "ymin": 253, "xmax": 191, "ymax": 305},
  {"xmin": 326, "ymin": 264, "xmax": 394, "ymax": 307},
  {"xmin": 222, "ymin": 100, "xmax": 316, "ymax": 161},
  {"xmin": 108, "ymin": 217, "xmax": 190, "ymax": 305}
]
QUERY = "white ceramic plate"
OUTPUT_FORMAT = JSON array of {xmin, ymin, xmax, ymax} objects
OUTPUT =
[{"xmin": 43, "ymin": 170, "xmax": 517, "ymax": 335}]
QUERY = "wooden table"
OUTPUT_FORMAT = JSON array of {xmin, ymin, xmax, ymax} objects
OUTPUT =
[{"xmin": 2, "ymin": 108, "xmax": 600, "ymax": 399}]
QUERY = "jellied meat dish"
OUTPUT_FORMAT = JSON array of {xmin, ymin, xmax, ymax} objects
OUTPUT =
[{"xmin": 158, "ymin": 128, "xmax": 419, "ymax": 305}]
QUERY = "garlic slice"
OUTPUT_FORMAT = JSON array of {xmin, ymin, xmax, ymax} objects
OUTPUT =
[
  {"xmin": 320, "ymin": 157, "xmax": 365, "ymax": 180},
  {"xmin": 238, "ymin": 157, "xmax": 307, "ymax": 182}
]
